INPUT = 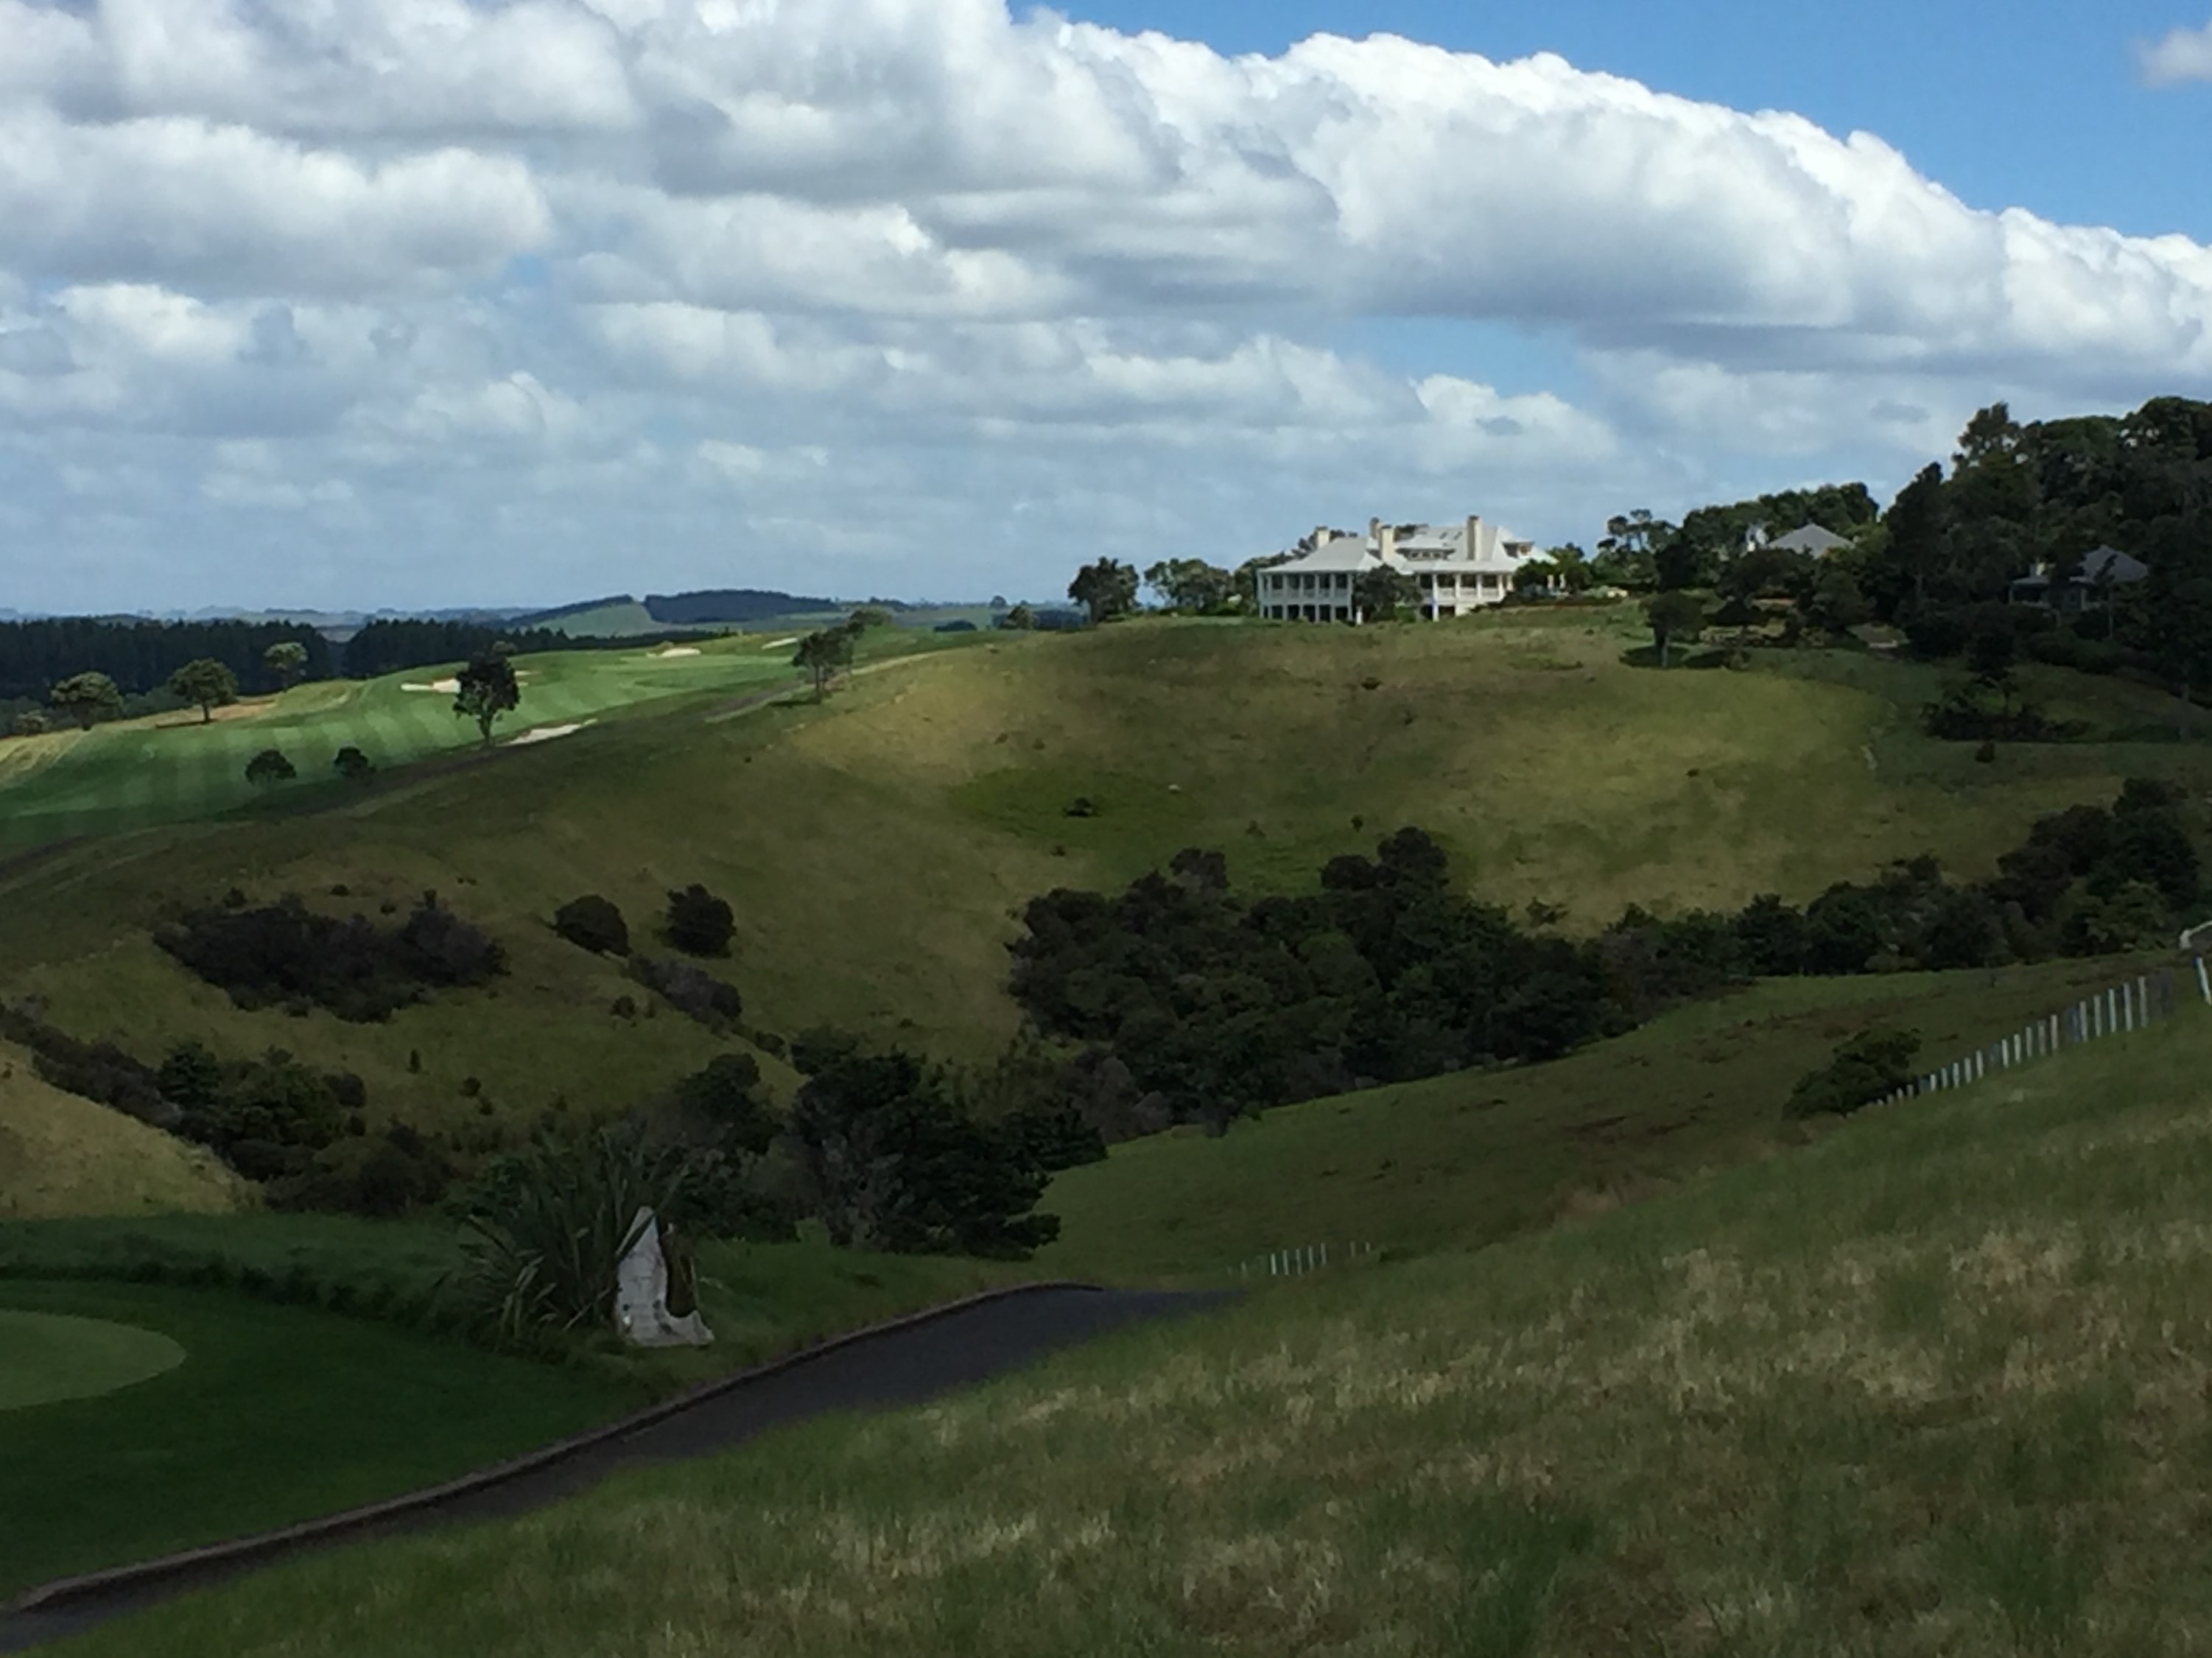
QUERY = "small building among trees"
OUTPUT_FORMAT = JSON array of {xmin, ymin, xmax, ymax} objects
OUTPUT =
[{"xmin": 2007, "ymin": 546, "xmax": 2149, "ymax": 614}]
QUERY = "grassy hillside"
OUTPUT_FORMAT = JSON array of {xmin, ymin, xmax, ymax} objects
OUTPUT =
[
  {"xmin": 0, "ymin": 611, "xmax": 2200, "ymax": 1137},
  {"xmin": 52, "ymin": 991, "xmax": 2212, "ymax": 1657},
  {"xmin": 0, "ymin": 1041, "xmax": 247, "ymax": 1219},
  {"xmin": 1038, "ymin": 950, "xmax": 2175, "ymax": 1281}
]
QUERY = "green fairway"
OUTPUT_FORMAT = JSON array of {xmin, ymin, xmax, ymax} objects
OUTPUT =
[
  {"xmin": 1037, "ymin": 951, "xmax": 2178, "ymax": 1280},
  {"xmin": 0, "ymin": 1279, "xmax": 639, "ymax": 1601},
  {"xmin": 0, "ymin": 631, "xmax": 824, "ymax": 857},
  {"xmin": 0, "ymin": 1309, "xmax": 184, "ymax": 1411},
  {"xmin": 54, "ymin": 1000, "xmax": 2212, "ymax": 1657}
]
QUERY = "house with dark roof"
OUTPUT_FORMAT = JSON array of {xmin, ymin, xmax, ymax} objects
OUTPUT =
[{"xmin": 2007, "ymin": 546, "xmax": 2148, "ymax": 612}]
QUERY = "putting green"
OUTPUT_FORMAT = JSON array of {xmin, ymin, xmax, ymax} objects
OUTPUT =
[{"xmin": 0, "ymin": 1309, "xmax": 186, "ymax": 1411}]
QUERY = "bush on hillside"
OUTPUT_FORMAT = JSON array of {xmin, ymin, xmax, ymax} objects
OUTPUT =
[
  {"xmin": 267, "ymin": 1123, "xmax": 452, "ymax": 1218},
  {"xmin": 553, "ymin": 894, "xmax": 631, "ymax": 957},
  {"xmin": 785, "ymin": 1033, "xmax": 1061, "ymax": 1258},
  {"xmin": 631, "ymin": 954, "xmax": 742, "ymax": 1032},
  {"xmin": 333, "ymin": 745, "xmax": 374, "ymax": 781},
  {"xmin": 665, "ymin": 882, "xmax": 735, "ymax": 957},
  {"xmin": 1785, "ymin": 1028, "xmax": 1922, "ymax": 1118},
  {"xmin": 155, "ymin": 893, "xmax": 505, "ymax": 1022}
]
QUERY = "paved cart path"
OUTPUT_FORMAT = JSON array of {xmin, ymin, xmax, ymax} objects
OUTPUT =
[{"xmin": 1, "ymin": 1285, "xmax": 1233, "ymax": 1654}]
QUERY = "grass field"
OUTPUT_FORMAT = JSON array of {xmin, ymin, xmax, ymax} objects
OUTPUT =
[
  {"xmin": 0, "ymin": 1226, "xmax": 1035, "ymax": 1599},
  {"xmin": 1036, "ymin": 949, "xmax": 2177, "ymax": 1281},
  {"xmin": 0, "ymin": 611, "xmax": 2202, "ymax": 1144},
  {"xmin": 0, "ymin": 1212, "xmax": 1038, "ymax": 1385},
  {"xmin": 0, "ymin": 1278, "xmax": 639, "ymax": 1602},
  {"xmin": 0, "ymin": 1040, "xmax": 247, "ymax": 1219},
  {"xmin": 56, "ymin": 1000, "xmax": 2212, "ymax": 1657},
  {"xmin": 0, "ymin": 1307, "xmax": 185, "ymax": 1412}
]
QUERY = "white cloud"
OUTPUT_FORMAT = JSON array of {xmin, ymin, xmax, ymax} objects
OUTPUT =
[
  {"xmin": 2, "ymin": 0, "xmax": 2211, "ymax": 610},
  {"xmin": 2139, "ymin": 18, "xmax": 2212, "ymax": 85}
]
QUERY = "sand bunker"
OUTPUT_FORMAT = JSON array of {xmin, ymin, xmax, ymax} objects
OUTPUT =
[
  {"xmin": 401, "ymin": 678, "xmax": 461, "ymax": 694},
  {"xmin": 505, "ymin": 720, "xmax": 594, "ymax": 748},
  {"xmin": 652, "ymin": 647, "xmax": 702, "ymax": 659},
  {"xmin": 759, "ymin": 636, "xmax": 798, "ymax": 651}
]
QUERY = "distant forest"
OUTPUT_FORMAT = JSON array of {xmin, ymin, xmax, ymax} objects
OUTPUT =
[
  {"xmin": 642, "ymin": 589, "xmax": 839, "ymax": 624},
  {"xmin": 0, "ymin": 618, "xmax": 339, "ymax": 703}
]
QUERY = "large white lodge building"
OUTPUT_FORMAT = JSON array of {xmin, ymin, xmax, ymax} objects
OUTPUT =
[{"xmin": 1257, "ymin": 516, "xmax": 1541, "ymax": 622}]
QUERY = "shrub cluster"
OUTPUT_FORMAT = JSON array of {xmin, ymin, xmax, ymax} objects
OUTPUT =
[
  {"xmin": 554, "ymin": 893, "xmax": 630, "ymax": 956},
  {"xmin": 665, "ymin": 883, "xmax": 735, "ymax": 957},
  {"xmin": 155, "ymin": 891, "xmax": 506, "ymax": 1022},
  {"xmin": 1008, "ymin": 783, "xmax": 2199, "ymax": 1130},
  {"xmin": 1786, "ymin": 1028, "xmax": 1923, "ymax": 1118},
  {"xmin": 784, "ymin": 1030, "xmax": 1061, "ymax": 1258},
  {"xmin": 1009, "ymin": 831, "xmax": 1632, "ymax": 1126},
  {"xmin": 630, "ymin": 954, "xmax": 742, "ymax": 1030}
]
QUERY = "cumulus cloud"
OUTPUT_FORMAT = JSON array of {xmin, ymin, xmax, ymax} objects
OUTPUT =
[
  {"xmin": 2, "ymin": 0, "xmax": 2210, "ymax": 609},
  {"xmin": 2139, "ymin": 18, "xmax": 2212, "ymax": 85}
]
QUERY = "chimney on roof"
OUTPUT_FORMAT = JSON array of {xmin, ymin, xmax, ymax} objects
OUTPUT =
[
  {"xmin": 1371, "ymin": 516, "xmax": 1394, "ymax": 560},
  {"xmin": 1465, "ymin": 515, "xmax": 1481, "ymax": 558}
]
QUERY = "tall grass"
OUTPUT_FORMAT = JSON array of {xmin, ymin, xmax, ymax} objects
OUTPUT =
[{"xmin": 52, "ymin": 1009, "xmax": 2212, "ymax": 1656}]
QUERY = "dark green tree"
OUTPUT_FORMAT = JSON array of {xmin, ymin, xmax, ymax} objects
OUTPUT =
[
  {"xmin": 1353, "ymin": 565, "xmax": 1422, "ymax": 622},
  {"xmin": 1067, "ymin": 558, "xmax": 1140, "ymax": 626},
  {"xmin": 244, "ymin": 748, "xmax": 296, "ymax": 787},
  {"xmin": 793, "ymin": 628, "xmax": 854, "ymax": 700},
  {"xmin": 168, "ymin": 657, "xmax": 240, "ymax": 723},
  {"xmin": 49, "ymin": 671, "xmax": 123, "ymax": 730},
  {"xmin": 452, "ymin": 654, "xmax": 521, "ymax": 747},
  {"xmin": 665, "ymin": 883, "xmax": 735, "ymax": 957},
  {"xmin": 1142, "ymin": 558, "xmax": 1236, "ymax": 613},
  {"xmin": 264, "ymin": 640, "xmax": 309, "ymax": 689},
  {"xmin": 1643, "ymin": 591, "xmax": 1706, "ymax": 667},
  {"xmin": 784, "ymin": 1036, "xmax": 1059, "ymax": 1257},
  {"xmin": 1785, "ymin": 1028, "xmax": 1921, "ymax": 1118},
  {"xmin": 332, "ymin": 745, "xmax": 373, "ymax": 781}
]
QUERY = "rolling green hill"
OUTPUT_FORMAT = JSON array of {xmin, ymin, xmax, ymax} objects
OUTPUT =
[
  {"xmin": 52, "ymin": 990, "xmax": 2212, "ymax": 1657},
  {"xmin": 0, "ymin": 610, "xmax": 2202, "ymax": 1142}
]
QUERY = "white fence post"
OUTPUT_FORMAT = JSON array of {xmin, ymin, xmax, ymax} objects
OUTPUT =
[{"xmin": 2197, "ymin": 955, "xmax": 2211, "ymax": 1006}]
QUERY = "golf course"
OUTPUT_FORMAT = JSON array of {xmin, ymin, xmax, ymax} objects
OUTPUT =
[{"xmin": 3, "ymin": 604, "xmax": 2210, "ymax": 1654}]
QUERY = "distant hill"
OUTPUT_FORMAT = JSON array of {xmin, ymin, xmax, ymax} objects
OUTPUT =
[
  {"xmin": 645, "ymin": 589, "xmax": 841, "ymax": 625},
  {"xmin": 508, "ymin": 594, "xmax": 636, "ymax": 628}
]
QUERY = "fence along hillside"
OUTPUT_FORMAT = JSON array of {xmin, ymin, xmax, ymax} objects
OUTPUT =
[{"xmin": 1875, "ymin": 948, "xmax": 2206, "ymax": 1108}]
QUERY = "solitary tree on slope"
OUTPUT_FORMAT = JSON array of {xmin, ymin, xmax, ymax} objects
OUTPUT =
[
  {"xmin": 169, "ymin": 658, "xmax": 240, "ymax": 724},
  {"xmin": 453, "ymin": 655, "xmax": 522, "ymax": 748}
]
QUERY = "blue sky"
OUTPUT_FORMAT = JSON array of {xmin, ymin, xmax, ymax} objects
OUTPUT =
[{"xmin": 2, "ymin": 0, "xmax": 2211, "ymax": 613}]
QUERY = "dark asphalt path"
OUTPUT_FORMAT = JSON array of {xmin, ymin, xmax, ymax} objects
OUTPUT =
[{"xmin": 1, "ymin": 1285, "xmax": 1234, "ymax": 1655}]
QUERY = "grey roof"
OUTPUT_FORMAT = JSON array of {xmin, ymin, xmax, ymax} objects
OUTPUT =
[
  {"xmin": 2012, "ymin": 547, "xmax": 2148, "ymax": 588},
  {"xmin": 2079, "ymin": 546, "xmax": 2148, "ymax": 583},
  {"xmin": 1275, "ymin": 535, "xmax": 1377, "ymax": 573},
  {"xmin": 1769, "ymin": 523, "xmax": 1850, "ymax": 555}
]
